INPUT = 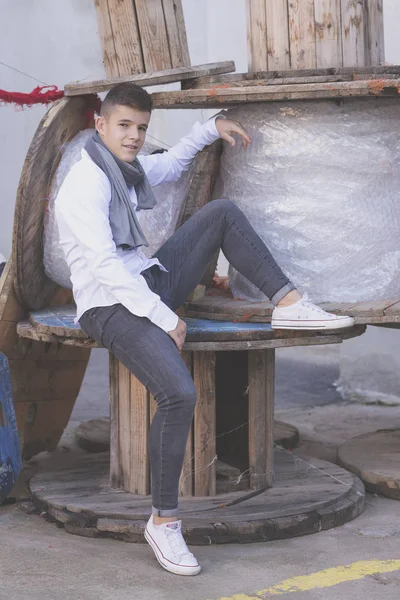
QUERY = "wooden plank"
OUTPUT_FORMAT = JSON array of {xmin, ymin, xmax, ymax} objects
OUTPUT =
[
  {"xmin": 130, "ymin": 375, "xmax": 150, "ymax": 495},
  {"xmin": 183, "ymin": 73, "xmax": 400, "ymax": 90},
  {"xmin": 288, "ymin": 0, "xmax": 316, "ymax": 69},
  {"xmin": 162, "ymin": 0, "xmax": 191, "ymax": 67},
  {"xmin": 151, "ymin": 79, "xmax": 400, "ymax": 108},
  {"xmin": 248, "ymin": 350, "xmax": 275, "ymax": 490},
  {"xmin": 341, "ymin": 0, "xmax": 365, "ymax": 67},
  {"xmin": 315, "ymin": 0, "xmax": 343, "ymax": 68},
  {"xmin": 117, "ymin": 361, "xmax": 131, "ymax": 491},
  {"xmin": 364, "ymin": 0, "xmax": 384, "ymax": 66},
  {"xmin": 266, "ymin": 0, "xmax": 290, "ymax": 70},
  {"xmin": 93, "ymin": 0, "xmax": 120, "ymax": 77},
  {"xmin": 107, "ymin": 0, "xmax": 145, "ymax": 76},
  {"xmin": 65, "ymin": 61, "xmax": 236, "ymax": 97},
  {"xmin": 193, "ymin": 351, "xmax": 216, "ymax": 496},
  {"xmin": 135, "ymin": 0, "xmax": 172, "ymax": 72},
  {"xmin": 109, "ymin": 354, "xmax": 120, "ymax": 489},
  {"xmin": 183, "ymin": 65, "xmax": 400, "ymax": 88},
  {"xmin": 179, "ymin": 352, "xmax": 193, "ymax": 496},
  {"xmin": 247, "ymin": 0, "xmax": 268, "ymax": 72}
]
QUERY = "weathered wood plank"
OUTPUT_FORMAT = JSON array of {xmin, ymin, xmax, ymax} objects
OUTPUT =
[
  {"xmin": 151, "ymin": 79, "xmax": 400, "ymax": 108},
  {"xmin": 247, "ymin": 0, "xmax": 268, "ymax": 72},
  {"xmin": 288, "ymin": 0, "xmax": 316, "ymax": 69},
  {"xmin": 107, "ymin": 0, "xmax": 145, "ymax": 76},
  {"xmin": 182, "ymin": 65, "xmax": 400, "ymax": 89},
  {"xmin": 364, "ymin": 0, "xmax": 384, "ymax": 66},
  {"xmin": 130, "ymin": 375, "xmax": 150, "ymax": 495},
  {"xmin": 341, "ymin": 0, "xmax": 365, "ymax": 67},
  {"xmin": 65, "ymin": 61, "xmax": 236, "ymax": 97},
  {"xmin": 315, "ymin": 0, "xmax": 343, "ymax": 68},
  {"xmin": 266, "ymin": 0, "xmax": 290, "ymax": 70},
  {"xmin": 93, "ymin": 0, "xmax": 120, "ymax": 77},
  {"xmin": 183, "ymin": 73, "xmax": 400, "ymax": 90},
  {"xmin": 249, "ymin": 351, "xmax": 267, "ymax": 489},
  {"xmin": 193, "ymin": 351, "xmax": 216, "ymax": 496},
  {"xmin": 135, "ymin": 0, "xmax": 172, "ymax": 72},
  {"xmin": 109, "ymin": 354, "xmax": 120, "ymax": 489},
  {"xmin": 117, "ymin": 361, "xmax": 131, "ymax": 491},
  {"xmin": 162, "ymin": 0, "xmax": 191, "ymax": 67}
]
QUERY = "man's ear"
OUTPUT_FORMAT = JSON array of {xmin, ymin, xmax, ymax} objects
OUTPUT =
[{"xmin": 95, "ymin": 115, "xmax": 106, "ymax": 136}]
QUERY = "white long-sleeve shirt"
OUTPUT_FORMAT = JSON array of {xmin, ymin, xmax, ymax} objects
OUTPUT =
[{"xmin": 55, "ymin": 117, "xmax": 222, "ymax": 333}]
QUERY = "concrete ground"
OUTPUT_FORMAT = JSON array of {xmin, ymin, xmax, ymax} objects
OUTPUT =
[{"xmin": 1, "ymin": 343, "xmax": 399, "ymax": 600}]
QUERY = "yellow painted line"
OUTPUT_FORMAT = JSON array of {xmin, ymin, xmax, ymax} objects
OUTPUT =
[{"xmin": 217, "ymin": 559, "xmax": 400, "ymax": 599}]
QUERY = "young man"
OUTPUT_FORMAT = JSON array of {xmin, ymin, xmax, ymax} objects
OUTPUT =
[{"xmin": 56, "ymin": 83, "xmax": 354, "ymax": 576}]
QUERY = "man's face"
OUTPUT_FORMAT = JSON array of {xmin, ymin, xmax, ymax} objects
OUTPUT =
[{"xmin": 96, "ymin": 104, "xmax": 151, "ymax": 162}]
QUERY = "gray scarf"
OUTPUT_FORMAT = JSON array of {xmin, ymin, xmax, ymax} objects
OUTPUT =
[{"xmin": 85, "ymin": 131, "xmax": 157, "ymax": 249}]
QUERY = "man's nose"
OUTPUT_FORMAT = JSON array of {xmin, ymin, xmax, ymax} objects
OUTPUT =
[{"xmin": 128, "ymin": 126, "xmax": 140, "ymax": 140}]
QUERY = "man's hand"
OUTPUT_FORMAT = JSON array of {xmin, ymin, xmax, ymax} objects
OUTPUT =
[
  {"xmin": 168, "ymin": 318, "xmax": 187, "ymax": 352},
  {"xmin": 215, "ymin": 118, "xmax": 251, "ymax": 149}
]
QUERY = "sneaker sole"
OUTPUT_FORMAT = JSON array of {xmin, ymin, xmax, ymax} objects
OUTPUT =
[
  {"xmin": 144, "ymin": 528, "xmax": 201, "ymax": 576},
  {"xmin": 272, "ymin": 318, "xmax": 355, "ymax": 331}
]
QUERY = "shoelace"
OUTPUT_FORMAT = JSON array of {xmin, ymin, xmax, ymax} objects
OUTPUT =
[
  {"xmin": 165, "ymin": 526, "xmax": 192, "ymax": 560},
  {"xmin": 300, "ymin": 293, "xmax": 331, "ymax": 316}
]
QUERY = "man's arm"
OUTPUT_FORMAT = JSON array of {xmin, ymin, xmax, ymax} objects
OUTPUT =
[
  {"xmin": 55, "ymin": 163, "xmax": 178, "ymax": 333},
  {"xmin": 139, "ymin": 115, "xmax": 251, "ymax": 187}
]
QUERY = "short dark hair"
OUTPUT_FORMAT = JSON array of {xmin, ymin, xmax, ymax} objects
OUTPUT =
[{"xmin": 101, "ymin": 83, "xmax": 153, "ymax": 117}]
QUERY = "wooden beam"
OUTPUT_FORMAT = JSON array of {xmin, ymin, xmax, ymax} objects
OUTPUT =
[
  {"xmin": 341, "ymin": 0, "xmax": 365, "ymax": 67},
  {"xmin": 64, "ymin": 61, "xmax": 236, "ymax": 96},
  {"xmin": 365, "ymin": 0, "xmax": 385, "ymax": 66},
  {"xmin": 193, "ymin": 351, "xmax": 216, "ymax": 496},
  {"xmin": 151, "ymin": 79, "xmax": 400, "ymax": 109},
  {"xmin": 315, "ymin": 0, "xmax": 343, "ymax": 68},
  {"xmin": 162, "ymin": 0, "xmax": 191, "ymax": 67},
  {"xmin": 266, "ymin": 0, "xmax": 290, "ymax": 70},
  {"xmin": 247, "ymin": 0, "xmax": 268, "ymax": 72},
  {"xmin": 288, "ymin": 0, "xmax": 317, "ymax": 69},
  {"xmin": 93, "ymin": 0, "xmax": 120, "ymax": 76},
  {"xmin": 135, "ymin": 0, "xmax": 172, "ymax": 71}
]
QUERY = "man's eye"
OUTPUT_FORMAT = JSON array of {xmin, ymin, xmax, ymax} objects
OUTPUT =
[
  {"xmin": 139, "ymin": 127, "xmax": 147, "ymax": 132},
  {"xmin": 120, "ymin": 123, "xmax": 128, "ymax": 128}
]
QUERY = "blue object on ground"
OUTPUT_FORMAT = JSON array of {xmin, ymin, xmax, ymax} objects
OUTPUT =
[{"xmin": 0, "ymin": 352, "xmax": 22, "ymax": 504}]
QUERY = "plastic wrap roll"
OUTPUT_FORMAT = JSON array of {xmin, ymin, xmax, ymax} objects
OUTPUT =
[
  {"xmin": 43, "ymin": 130, "xmax": 192, "ymax": 288},
  {"xmin": 219, "ymin": 99, "xmax": 400, "ymax": 303}
]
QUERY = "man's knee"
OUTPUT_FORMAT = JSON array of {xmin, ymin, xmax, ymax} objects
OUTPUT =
[{"xmin": 212, "ymin": 198, "xmax": 238, "ymax": 216}]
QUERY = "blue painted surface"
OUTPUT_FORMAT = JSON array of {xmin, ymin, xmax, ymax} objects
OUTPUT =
[
  {"xmin": 31, "ymin": 307, "xmax": 273, "ymax": 334},
  {"xmin": 0, "ymin": 352, "xmax": 22, "ymax": 503}
]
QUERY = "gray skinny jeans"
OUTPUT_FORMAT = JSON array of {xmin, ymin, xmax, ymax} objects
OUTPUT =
[{"xmin": 79, "ymin": 199, "xmax": 294, "ymax": 516}]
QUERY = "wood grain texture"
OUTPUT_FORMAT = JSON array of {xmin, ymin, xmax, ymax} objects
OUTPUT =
[
  {"xmin": 315, "ymin": 0, "xmax": 343, "ymax": 68},
  {"xmin": 93, "ymin": 0, "xmax": 120, "ymax": 76},
  {"xmin": 65, "ymin": 61, "xmax": 236, "ymax": 96},
  {"xmin": 248, "ymin": 350, "xmax": 275, "ymax": 490},
  {"xmin": 109, "ymin": 354, "xmax": 121, "ymax": 489},
  {"xmin": 341, "ymin": 0, "xmax": 365, "ymax": 67},
  {"xmin": 13, "ymin": 96, "xmax": 95, "ymax": 311},
  {"xmin": 162, "ymin": 0, "xmax": 191, "ymax": 67},
  {"xmin": 288, "ymin": 0, "xmax": 317, "ymax": 69},
  {"xmin": 338, "ymin": 429, "xmax": 400, "ymax": 500},
  {"xmin": 193, "ymin": 351, "xmax": 216, "ymax": 496},
  {"xmin": 364, "ymin": 0, "xmax": 384, "ymax": 66},
  {"xmin": 247, "ymin": 0, "xmax": 268, "ymax": 72},
  {"xmin": 0, "ymin": 261, "xmax": 90, "ymax": 460},
  {"xmin": 129, "ymin": 375, "xmax": 150, "ymax": 495},
  {"xmin": 107, "ymin": 0, "xmax": 145, "ymax": 76},
  {"xmin": 266, "ymin": 0, "xmax": 290, "ymax": 70},
  {"xmin": 135, "ymin": 0, "xmax": 172, "ymax": 71},
  {"xmin": 29, "ymin": 450, "xmax": 365, "ymax": 544},
  {"xmin": 151, "ymin": 79, "xmax": 400, "ymax": 108}
]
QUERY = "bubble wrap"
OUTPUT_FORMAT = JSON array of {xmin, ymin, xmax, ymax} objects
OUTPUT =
[
  {"xmin": 219, "ymin": 99, "xmax": 400, "ymax": 303},
  {"xmin": 43, "ymin": 130, "xmax": 192, "ymax": 288}
]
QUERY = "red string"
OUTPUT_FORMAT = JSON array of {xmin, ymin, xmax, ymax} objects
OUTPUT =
[{"xmin": 0, "ymin": 85, "xmax": 65, "ymax": 108}]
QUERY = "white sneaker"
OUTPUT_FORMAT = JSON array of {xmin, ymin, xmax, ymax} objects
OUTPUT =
[
  {"xmin": 144, "ymin": 516, "xmax": 201, "ymax": 576},
  {"xmin": 272, "ymin": 293, "xmax": 355, "ymax": 331}
]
